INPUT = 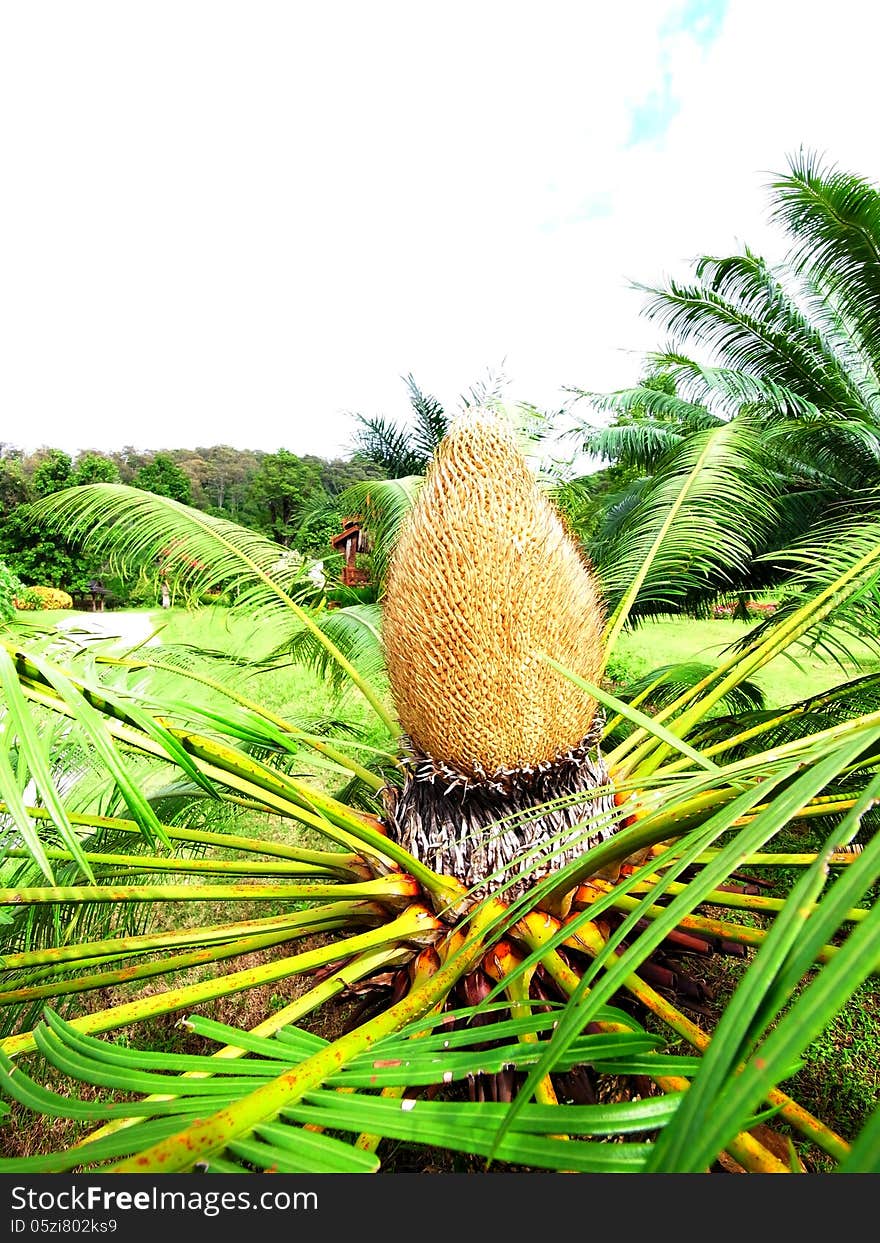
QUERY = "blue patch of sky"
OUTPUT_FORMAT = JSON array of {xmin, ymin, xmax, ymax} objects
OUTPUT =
[
  {"xmin": 627, "ymin": 0, "xmax": 728, "ymax": 147},
  {"xmin": 540, "ymin": 1, "xmax": 727, "ymax": 231},
  {"xmin": 579, "ymin": 193, "xmax": 614, "ymax": 221},
  {"xmin": 537, "ymin": 192, "xmax": 613, "ymax": 234},
  {"xmin": 628, "ymin": 74, "xmax": 681, "ymax": 147},
  {"xmin": 664, "ymin": 0, "xmax": 728, "ymax": 47}
]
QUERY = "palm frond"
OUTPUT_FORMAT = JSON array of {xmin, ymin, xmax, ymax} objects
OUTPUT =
[
  {"xmin": 645, "ymin": 352, "xmax": 829, "ymax": 421},
  {"xmin": 27, "ymin": 484, "xmax": 396, "ymax": 732},
  {"xmin": 740, "ymin": 510, "xmax": 880, "ymax": 662},
  {"xmin": 638, "ymin": 249, "xmax": 870, "ymax": 418},
  {"xmin": 0, "ymin": 1003, "xmax": 696, "ymax": 1173},
  {"xmin": 613, "ymin": 660, "xmax": 765, "ymax": 717},
  {"xmin": 771, "ymin": 149, "xmax": 880, "ymax": 404},
  {"xmin": 569, "ymin": 382, "xmax": 722, "ymax": 471},
  {"xmin": 29, "ymin": 484, "xmax": 316, "ymax": 616},
  {"xmin": 350, "ymin": 415, "xmax": 426, "ymax": 478},
  {"xmin": 282, "ymin": 604, "xmax": 387, "ymax": 697},
  {"xmin": 338, "ymin": 476, "xmax": 422, "ymax": 591},
  {"xmin": 402, "ymin": 373, "xmax": 449, "ymax": 465},
  {"xmin": 648, "ymin": 776, "xmax": 880, "ymax": 1171},
  {"xmin": 592, "ymin": 418, "xmax": 779, "ymax": 625}
]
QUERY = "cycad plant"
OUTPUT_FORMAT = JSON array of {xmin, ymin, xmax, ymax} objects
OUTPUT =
[{"xmin": 0, "ymin": 408, "xmax": 879, "ymax": 1173}]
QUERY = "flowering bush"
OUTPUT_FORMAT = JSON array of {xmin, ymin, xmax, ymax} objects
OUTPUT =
[
  {"xmin": 13, "ymin": 585, "xmax": 74, "ymax": 611},
  {"xmin": 712, "ymin": 599, "xmax": 778, "ymax": 619}
]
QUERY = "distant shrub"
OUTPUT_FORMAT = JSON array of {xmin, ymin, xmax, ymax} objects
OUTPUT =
[
  {"xmin": 0, "ymin": 561, "xmax": 24, "ymax": 623},
  {"xmin": 712, "ymin": 598, "xmax": 778, "ymax": 619},
  {"xmin": 12, "ymin": 588, "xmax": 42, "ymax": 611},
  {"xmin": 604, "ymin": 649, "xmax": 652, "ymax": 687},
  {"xmin": 14, "ymin": 585, "xmax": 74, "ymax": 611},
  {"xmin": 326, "ymin": 583, "xmax": 378, "ymax": 607},
  {"xmin": 198, "ymin": 589, "xmax": 233, "ymax": 607}
]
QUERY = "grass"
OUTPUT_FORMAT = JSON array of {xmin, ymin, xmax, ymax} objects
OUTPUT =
[
  {"xmin": 148, "ymin": 605, "xmax": 387, "ymax": 735},
  {"xmin": 20, "ymin": 607, "xmax": 877, "ymax": 716},
  {"xmin": 11, "ymin": 604, "xmax": 383, "ymax": 730},
  {"xmin": 11, "ymin": 604, "xmax": 391, "ymax": 798},
  {"xmin": 611, "ymin": 616, "xmax": 880, "ymax": 707}
]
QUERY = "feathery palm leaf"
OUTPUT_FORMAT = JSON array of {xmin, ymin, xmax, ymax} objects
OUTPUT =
[
  {"xmin": 350, "ymin": 375, "xmax": 448, "ymax": 478},
  {"xmin": 281, "ymin": 603, "xmax": 387, "ymax": 697},
  {"xmin": 571, "ymin": 154, "xmax": 880, "ymax": 618},
  {"xmin": 771, "ymin": 150, "xmax": 880, "ymax": 402},
  {"xmin": 27, "ymin": 483, "xmax": 396, "ymax": 733},
  {"xmin": 592, "ymin": 418, "xmax": 779, "ymax": 630}
]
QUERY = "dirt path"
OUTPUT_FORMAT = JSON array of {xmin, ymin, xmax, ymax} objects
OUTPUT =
[{"xmin": 56, "ymin": 610, "xmax": 161, "ymax": 650}]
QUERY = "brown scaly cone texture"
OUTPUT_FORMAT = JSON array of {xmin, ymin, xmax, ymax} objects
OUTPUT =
[{"xmin": 382, "ymin": 406, "xmax": 616, "ymax": 899}]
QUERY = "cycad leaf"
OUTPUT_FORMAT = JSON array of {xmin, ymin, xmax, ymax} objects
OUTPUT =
[
  {"xmin": 282, "ymin": 604, "xmax": 387, "ymax": 695},
  {"xmin": 30, "ymin": 484, "xmax": 316, "ymax": 613},
  {"xmin": 771, "ymin": 150, "xmax": 880, "ymax": 393},
  {"xmin": 648, "ymin": 780, "xmax": 880, "ymax": 1171},
  {"xmin": 594, "ymin": 418, "xmax": 778, "ymax": 639},
  {"xmin": 0, "ymin": 648, "xmax": 94, "ymax": 882}
]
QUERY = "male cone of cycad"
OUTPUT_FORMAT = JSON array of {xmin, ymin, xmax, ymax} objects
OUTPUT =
[{"xmin": 382, "ymin": 407, "xmax": 616, "ymax": 896}]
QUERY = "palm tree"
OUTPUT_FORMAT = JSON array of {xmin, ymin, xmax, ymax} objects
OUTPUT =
[
  {"xmin": 0, "ymin": 410, "xmax": 879, "ymax": 1173},
  {"xmin": 568, "ymin": 151, "xmax": 880, "ymax": 613},
  {"xmin": 351, "ymin": 374, "xmax": 450, "ymax": 478},
  {"xmin": 350, "ymin": 369, "xmax": 520, "ymax": 479}
]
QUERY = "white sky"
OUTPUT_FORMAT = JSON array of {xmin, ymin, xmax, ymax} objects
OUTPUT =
[{"xmin": 3, "ymin": 0, "xmax": 879, "ymax": 460}]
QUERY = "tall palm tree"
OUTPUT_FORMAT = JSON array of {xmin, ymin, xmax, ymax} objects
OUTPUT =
[
  {"xmin": 351, "ymin": 374, "xmax": 450, "ymax": 478},
  {"xmin": 0, "ymin": 410, "xmax": 879, "ymax": 1174},
  {"xmin": 568, "ymin": 151, "xmax": 880, "ymax": 613}
]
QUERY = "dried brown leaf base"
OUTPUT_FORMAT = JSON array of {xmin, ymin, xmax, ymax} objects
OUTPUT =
[{"xmin": 383, "ymin": 722, "xmax": 616, "ymax": 901}]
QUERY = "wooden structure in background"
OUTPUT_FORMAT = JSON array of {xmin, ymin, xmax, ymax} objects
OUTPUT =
[
  {"xmin": 73, "ymin": 579, "xmax": 110, "ymax": 612},
  {"xmin": 331, "ymin": 516, "xmax": 371, "ymax": 587}
]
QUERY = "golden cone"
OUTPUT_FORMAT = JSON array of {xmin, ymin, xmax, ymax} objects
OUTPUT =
[{"xmin": 383, "ymin": 406, "xmax": 604, "ymax": 777}]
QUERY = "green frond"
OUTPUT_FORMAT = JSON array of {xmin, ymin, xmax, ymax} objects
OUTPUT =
[
  {"xmin": 612, "ymin": 660, "xmax": 765, "ymax": 718},
  {"xmin": 402, "ymin": 373, "xmax": 449, "ymax": 465},
  {"xmin": 638, "ymin": 250, "xmax": 870, "ymax": 418},
  {"xmin": 646, "ymin": 353, "xmax": 829, "ymax": 421},
  {"xmin": 282, "ymin": 603, "xmax": 387, "ymax": 697},
  {"xmin": 771, "ymin": 149, "xmax": 880, "ymax": 401},
  {"xmin": 29, "ymin": 484, "xmax": 318, "ymax": 617},
  {"xmin": 26, "ymin": 483, "xmax": 396, "ymax": 731},
  {"xmin": 0, "ymin": 1005, "xmax": 694, "ymax": 1173},
  {"xmin": 593, "ymin": 419, "xmax": 779, "ymax": 621},
  {"xmin": 743, "ymin": 511, "xmax": 880, "ymax": 661},
  {"xmin": 575, "ymin": 401, "xmax": 717, "ymax": 472},
  {"xmin": 338, "ymin": 475, "xmax": 422, "ymax": 590},
  {"xmin": 351, "ymin": 415, "xmax": 427, "ymax": 478}
]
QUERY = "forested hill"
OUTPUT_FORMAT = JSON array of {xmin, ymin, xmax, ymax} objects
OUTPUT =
[{"xmin": 0, "ymin": 442, "xmax": 382, "ymax": 595}]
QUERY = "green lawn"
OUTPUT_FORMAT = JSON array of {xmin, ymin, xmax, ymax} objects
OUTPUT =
[
  {"xmin": 9, "ymin": 605, "xmax": 388, "ymax": 796},
  {"xmin": 154, "ymin": 608, "xmax": 880, "ymax": 713},
  {"xmin": 16, "ymin": 605, "xmax": 878, "ymax": 716},
  {"xmin": 12, "ymin": 604, "xmax": 379, "ymax": 733},
  {"xmin": 148, "ymin": 605, "xmax": 387, "ymax": 732},
  {"xmin": 611, "ymin": 617, "xmax": 880, "ymax": 708}
]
